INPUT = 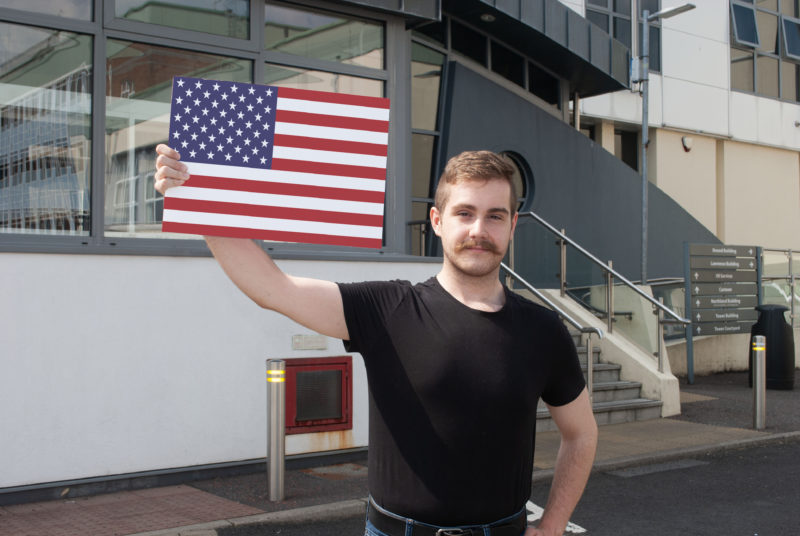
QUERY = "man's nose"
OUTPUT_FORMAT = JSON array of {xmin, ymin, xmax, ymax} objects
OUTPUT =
[{"xmin": 469, "ymin": 217, "xmax": 487, "ymax": 238}]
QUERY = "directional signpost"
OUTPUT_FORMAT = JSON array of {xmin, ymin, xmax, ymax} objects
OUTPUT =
[{"xmin": 684, "ymin": 243, "xmax": 761, "ymax": 383}]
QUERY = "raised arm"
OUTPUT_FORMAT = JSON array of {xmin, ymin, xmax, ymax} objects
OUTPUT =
[
  {"xmin": 528, "ymin": 388, "xmax": 597, "ymax": 536},
  {"xmin": 154, "ymin": 144, "xmax": 349, "ymax": 340}
]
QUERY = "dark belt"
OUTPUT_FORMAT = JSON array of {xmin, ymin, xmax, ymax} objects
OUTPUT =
[{"xmin": 367, "ymin": 499, "xmax": 527, "ymax": 536}]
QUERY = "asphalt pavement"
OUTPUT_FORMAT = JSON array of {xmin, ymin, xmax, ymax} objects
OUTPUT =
[{"xmin": 0, "ymin": 370, "xmax": 797, "ymax": 536}]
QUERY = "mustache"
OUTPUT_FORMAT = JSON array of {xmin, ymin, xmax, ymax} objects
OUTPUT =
[{"xmin": 455, "ymin": 239, "xmax": 501, "ymax": 254}]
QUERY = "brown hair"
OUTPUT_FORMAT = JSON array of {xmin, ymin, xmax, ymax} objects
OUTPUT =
[{"xmin": 434, "ymin": 150, "xmax": 517, "ymax": 212}]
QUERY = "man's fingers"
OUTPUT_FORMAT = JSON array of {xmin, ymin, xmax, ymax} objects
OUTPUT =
[{"xmin": 155, "ymin": 143, "xmax": 180, "ymax": 160}]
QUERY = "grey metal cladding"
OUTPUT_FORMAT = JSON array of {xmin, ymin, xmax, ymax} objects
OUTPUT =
[{"xmin": 340, "ymin": 0, "xmax": 441, "ymax": 21}]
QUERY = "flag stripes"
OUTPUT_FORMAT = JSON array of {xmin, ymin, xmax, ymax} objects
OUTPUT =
[{"xmin": 163, "ymin": 77, "xmax": 388, "ymax": 248}]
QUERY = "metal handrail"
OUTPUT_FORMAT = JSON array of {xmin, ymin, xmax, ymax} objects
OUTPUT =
[
  {"xmin": 501, "ymin": 262, "xmax": 602, "ymax": 398},
  {"xmin": 518, "ymin": 211, "xmax": 690, "ymax": 325},
  {"xmin": 501, "ymin": 262, "xmax": 603, "ymax": 340}
]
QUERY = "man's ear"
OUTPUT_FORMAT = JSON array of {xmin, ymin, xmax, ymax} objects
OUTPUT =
[
  {"xmin": 430, "ymin": 205, "xmax": 443, "ymax": 237},
  {"xmin": 510, "ymin": 211, "xmax": 518, "ymax": 238}
]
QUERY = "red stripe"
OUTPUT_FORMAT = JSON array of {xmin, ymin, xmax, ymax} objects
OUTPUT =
[
  {"xmin": 277, "ymin": 86, "xmax": 390, "ymax": 109},
  {"xmin": 271, "ymin": 158, "xmax": 386, "ymax": 181},
  {"xmin": 186, "ymin": 175, "xmax": 385, "ymax": 203},
  {"xmin": 162, "ymin": 221, "xmax": 383, "ymax": 249},
  {"xmin": 275, "ymin": 110, "xmax": 389, "ymax": 133},
  {"xmin": 165, "ymin": 197, "xmax": 383, "ymax": 227},
  {"xmin": 274, "ymin": 134, "xmax": 387, "ymax": 156}
]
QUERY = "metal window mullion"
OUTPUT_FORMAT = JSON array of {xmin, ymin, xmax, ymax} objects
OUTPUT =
[
  {"xmin": 91, "ymin": 30, "xmax": 106, "ymax": 244},
  {"xmin": 262, "ymin": 50, "xmax": 389, "ymax": 80},
  {"xmin": 0, "ymin": 7, "xmax": 98, "ymax": 34}
]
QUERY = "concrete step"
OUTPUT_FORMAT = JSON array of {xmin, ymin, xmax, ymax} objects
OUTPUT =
[
  {"xmin": 536, "ymin": 398, "xmax": 662, "ymax": 432},
  {"xmin": 576, "ymin": 345, "xmax": 601, "ymax": 364},
  {"xmin": 590, "ymin": 380, "xmax": 643, "ymax": 403},
  {"xmin": 581, "ymin": 363, "xmax": 621, "ymax": 383}
]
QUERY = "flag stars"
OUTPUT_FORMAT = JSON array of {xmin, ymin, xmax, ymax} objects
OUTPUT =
[
  {"xmin": 237, "ymin": 111, "xmax": 244, "ymax": 120},
  {"xmin": 260, "ymin": 157, "xmax": 267, "ymax": 165},
  {"xmin": 193, "ymin": 98, "xmax": 201, "ymax": 106},
  {"xmin": 245, "ymin": 121, "xmax": 253, "ymax": 129},
  {"xmin": 234, "ymin": 146, "xmax": 241, "ymax": 153},
  {"xmin": 199, "ymin": 142, "xmax": 206, "ymax": 150},
  {"xmin": 177, "ymin": 79, "xmax": 185, "ymax": 87},
  {"xmin": 225, "ymin": 153, "xmax": 232, "ymax": 161},
  {"xmin": 203, "ymin": 91, "xmax": 210, "ymax": 99},
  {"xmin": 186, "ymin": 88, "xmax": 193, "ymax": 97},
  {"xmin": 200, "ymin": 125, "xmax": 207, "ymax": 133},
  {"xmin": 207, "ymin": 152, "xmax": 214, "ymax": 159},
  {"xmin": 243, "ymin": 138, "xmax": 251, "ymax": 146},
  {"xmin": 172, "ymin": 131, "xmax": 180, "ymax": 139},
  {"xmin": 251, "ymin": 147, "xmax": 259, "ymax": 155},
  {"xmin": 238, "ymin": 94, "xmax": 246, "ymax": 103},
  {"xmin": 184, "ymin": 106, "xmax": 191, "ymax": 114},
  {"xmin": 216, "ymin": 144, "xmax": 223, "ymax": 152},
  {"xmin": 209, "ymin": 118, "xmax": 217, "ymax": 126},
  {"xmin": 256, "ymin": 96, "xmax": 263, "ymax": 104},
  {"xmin": 211, "ymin": 100, "xmax": 219, "ymax": 108},
  {"xmin": 176, "ymin": 97, "xmax": 183, "ymax": 104},
  {"xmin": 191, "ymin": 133, "xmax": 198, "ymax": 141},
  {"xmin": 182, "ymin": 123, "xmax": 190, "ymax": 131},
  {"xmin": 201, "ymin": 108, "xmax": 209, "ymax": 116},
  {"xmin": 254, "ymin": 113, "xmax": 262, "ymax": 121},
  {"xmin": 235, "ymin": 128, "xmax": 243, "ymax": 137},
  {"xmin": 261, "ymin": 139, "xmax": 269, "ymax": 147},
  {"xmin": 189, "ymin": 150, "xmax": 196, "ymax": 157},
  {"xmin": 181, "ymin": 140, "xmax": 188, "ymax": 148},
  {"xmin": 253, "ymin": 130, "xmax": 260, "ymax": 138},
  {"xmin": 209, "ymin": 134, "xmax": 216, "ymax": 142},
  {"xmin": 192, "ymin": 116, "xmax": 200, "ymax": 124},
  {"xmin": 264, "ymin": 106, "xmax": 272, "ymax": 114},
  {"xmin": 218, "ymin": 126, "xmax": 225, "ymax": 135},
  {"xmin": 226, "ymin": 136, "xmax": 233, "ymax": 144},
  {"xmin": 246, "ymin": 104, "xmax": 254, "ymax": 112},
  {"xmin": 212, "ymin": 82, "xmax": 220, "ymax": 91},
  {"xmin": 266, "ymin": 88, "xmax": 273, "ymax": 96},
  {"xmin": 231, "ymin": 84, "xmax": 238, "ymax": 93},
  {"xmin": 262, "ymin": 122, "xmax": 270, "ymax": 130},
  {"xmin": 221, "ymin": 93, "xmax": 228, "ymax": 101},
  {"xmin": 174, "ymin": 113, "xmax": 182, "ymax": 121},
  {"xmin": 242, "ymin": 155, "xmax": 249, "ymax": 163},
  {"xmin": 228, "ymin": 119, "xmax": 235, "ymax": 127},
  {"xmin": 248, "ymin": 86, "xmax": 255, "ymax": 95},
  {"xmin": 194, "ymin": 81, "xmax": 202, "ymax": 89}
]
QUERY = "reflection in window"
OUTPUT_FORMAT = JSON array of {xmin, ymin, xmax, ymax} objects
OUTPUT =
[
  {"xmin": 411, "ymin": 43, "xmax": 444, "ymax": 131},
  {"xmin": 491, "ymin": 42, "xmax": 525, "ymax": 87},
  {"xmin": 2, "ymin": 0, "xmax": 91, "ymax": 19},
  {"xmin": 528, "ymin": 62, "xmax": 561, "ymax": 108},
  {"xmin": 115, "ymin": 0, "xmax": 249, "ymax": 39},
  {"xmin": 783, "ymin": 16, "xmax": 800, "ymax": 60},
  {"xmin": 451, "ymin": 20, "xmax": 487, "ymax": 65},
  {"xmin": 0, "ymin": 23, "xmax": 92, "ymax": 235},
  {"xmin": 731, "ymin": 2, "xmax": 761, "ymax": 48},
  {"xmin": 263, "ymin": 63, "xmax": 383, "ymax": 96},
  {"xmin": 265, "ymin": 2, "xmax": 384, "ymax": 69},
  {"xmin": 104, "ymin": 39, "xmax": 252, "ymax": 237}
]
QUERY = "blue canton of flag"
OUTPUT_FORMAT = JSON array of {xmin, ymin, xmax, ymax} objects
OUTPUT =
[{"xmin": 168, "ymin": 77, "xmax": 278, "ymax": 170}]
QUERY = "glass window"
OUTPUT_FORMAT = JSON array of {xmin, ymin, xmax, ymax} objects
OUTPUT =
[
  {"xmin": 2, "ymin": 0, "xmax": 91, "ymax": 20},
  {"xmin": 491, "ymin": 42, "xmax": 525, "ymax": 87},
  {"xmin": 731, "ymin": 47, "xmax": 755, "ymax": 91},
  {"xmin": 0, "ymin": 23, "xmax": 92, "ymax": 235},
  {"xmin": 731, "ymin": 2, "xmax": 761, "ymax": 48},
  {"xmin": 586, "ymin": 11, "xmax": 609, "ymax": 32},
  {"xmin": 412, "ymin": 19, "xmax": 446, "ymax": 46},
  {"xmin": 781, "ymin": 61, "xmax": 799, "ymax": 100},
  {"xmin": 104, "ymin": 39, "xmax": 252, "ymax": 238},
  {"xmin": 756, "ymin": 9, "xmax": 779, "ymax": 53},
  {"xmin": 263, "ymin": 64, "xmax": 383, "ymax": 96},
  {"xmin": 411, "ymin": 133, "xmax": 435, "ymax": 199},
  {"xmin": 451, "ymin": 20, "xmax": 487, "ymax": 65},
  {"xmin": 115, "ymin": 0, "xmax": 249, "ymax": 39},
  {"xmin": 411, "ymin": 43, "xmax": 444, "ymax": 131},
  {"xmin": 756, "ymin": 54, "xmax": 780, "ymax": 96},
  {"xmin": 528, "ymin": 61, "xmax": 560, "ymax": 108},
  {"xmin": 783, "ymin": 16, "xmax": 800, "ymax": 59},
  {"xmin": 265, "ymin": 2, "xmax": 384, "ymax": 70}
]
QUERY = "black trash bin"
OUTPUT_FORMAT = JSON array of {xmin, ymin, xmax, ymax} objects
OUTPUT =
[{"xmin": 749, "ymin": 304, "xmax": 795, "ymax": 390}]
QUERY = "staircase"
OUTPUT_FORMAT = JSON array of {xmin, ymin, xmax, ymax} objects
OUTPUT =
[{"xmin": 535, "ymin": 328, "xmax": 663, "ymax": 432}]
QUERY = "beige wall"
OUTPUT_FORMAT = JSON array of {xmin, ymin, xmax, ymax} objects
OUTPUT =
[
  {"xmin": 716, "ymin": 140, "xmax": 800, "ymax": 250},
  {"xmin": 651, "ymin": 130, "xmax": 718, "ymax": 234}
]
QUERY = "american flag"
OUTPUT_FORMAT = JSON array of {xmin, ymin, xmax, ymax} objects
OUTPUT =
[{"xmin": 163, "ymin": 76, "xmax": 389, "ymax": 249}]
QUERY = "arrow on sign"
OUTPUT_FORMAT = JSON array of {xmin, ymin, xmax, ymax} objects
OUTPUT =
[
  {"xmin": 749, "ymin": 261, "xmax": 754, "ymax": 268},
  {"xmin": 696, "ymin": 313, "xmax": 702, "ymax": 321},
  {"xmin": 695, "ymin": 286, "xmax": 700, "ymax": 293},
  {"xmin": 694, "ymin": 272, "xmax": 700, "ymax": 280},
  {"xmin": 695, "ymin": 299, "xmax": 701, "ymax": 307}
]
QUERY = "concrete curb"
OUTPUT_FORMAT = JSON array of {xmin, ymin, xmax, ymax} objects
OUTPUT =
[{"xmin": 131, "ymin": 432, "xmax": 800, "ymax": 535}]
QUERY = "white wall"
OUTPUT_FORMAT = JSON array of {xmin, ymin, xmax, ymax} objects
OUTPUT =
[{"xmin": 0, "ymin": 253, "xmax": 439, "ymax": 488}]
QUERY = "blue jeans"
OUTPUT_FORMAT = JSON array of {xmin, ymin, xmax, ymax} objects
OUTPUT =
[{"xmin": 364, "ymin": 499, "xmax": 527, "ymax": 536}]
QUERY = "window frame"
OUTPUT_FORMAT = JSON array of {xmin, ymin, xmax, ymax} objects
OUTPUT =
[
  {"xmin": 284, "ymin": 356, "xmax": 352, "ymax": 435},
  {"xmin": 781, "ymin": 14, "xmax": 800, "ymax": 61},
  {"xmin": 730, "ymin": 0, "xmax": 761, "ymax": 49},
  {"xmin": 0, "ymin": 0, "xmax": 412, "ymax": 258}
]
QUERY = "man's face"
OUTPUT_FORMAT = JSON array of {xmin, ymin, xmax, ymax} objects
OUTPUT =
[{"xmin": 430, "ymin": 178, "xmax": 518, "ymax": 279}]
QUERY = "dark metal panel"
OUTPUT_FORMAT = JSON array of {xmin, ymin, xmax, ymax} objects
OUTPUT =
[
  {"xmin": 339, "ymin": 0, "xmax": 441, "ymax": 21},
  {"xmin": 567, "ymin": 8, "xmax": 589, "ymax": 61},
  {"xmin": 544, "ymin": 0, "xmax": 567, "ymax": 46},
  {"xmin": 589, "ymin": 23, "xmax": 610, "ymax": 73},
  {"xmin": 493, "ymin": 0, "xmax": 521, "ymax": 18},
  {"xmin": 520, "ymin": 0, "xmax": 544, "ymax": 32}
]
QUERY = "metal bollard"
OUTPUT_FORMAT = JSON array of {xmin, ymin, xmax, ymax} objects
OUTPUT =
[
  {"xmin": 752, "ymin": 336, "xmax": 766, "ymax": 431},
  {"xmin": 266, "ymin": 359, "xmax": 286, "ymax": 501}
]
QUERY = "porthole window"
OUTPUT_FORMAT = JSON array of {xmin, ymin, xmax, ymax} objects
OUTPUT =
[{"xmin": 500, "ymin": 151, "xmax": 532, "ymax": 212}]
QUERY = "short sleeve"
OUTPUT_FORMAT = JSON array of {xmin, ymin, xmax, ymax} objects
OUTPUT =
[
  {"xmin": 337, "ymin": 280, "xmax": 410, "ymax": 355},
  {"xmin": 540, "ymin": 317, "xmax": 586, "ymax": 407}
]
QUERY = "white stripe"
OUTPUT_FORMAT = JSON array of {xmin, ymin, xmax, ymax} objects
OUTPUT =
[
  {"xmin": 277, "ymin": 97, "xmax": 389, "ymax": 121},
  {"xmin": 167, "ymin": 186, "xmax": 384, "ymax": 215},
  {"xmin": 163, "ymin": 209, "xmax": 383, "ymax": 239},
  {"xmin": 274, "ymin": 121, "xmax": 388, "ymax": 145},
  {"xmin": 272, "ymin": 146, "xmax": 386, "ymax": 169},
  {"xmin": 185, "ymin": 163, "xmax": 385, "ymax": 192}
]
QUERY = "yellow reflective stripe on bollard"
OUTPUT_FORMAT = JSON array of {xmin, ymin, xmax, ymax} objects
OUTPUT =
[
  {"xmin": 267, "ymin": 378, "xmax": 285, "ymax": 383},
  {"xmin": 267, "ymin": 370, "xmax": 285, "ymax": 383},
  {"xmin": 752, "ymin": 346, "xmax": 765, "ymax": 351}
]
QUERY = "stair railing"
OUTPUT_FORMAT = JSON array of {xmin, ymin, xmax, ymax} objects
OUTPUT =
[
  {"xmin": 500, "ymin": 262, "xmax": 603, "ymax": 398},
  {"xmin": 511, "ymin": 211, "xmax": 690, "ymax": 372}
]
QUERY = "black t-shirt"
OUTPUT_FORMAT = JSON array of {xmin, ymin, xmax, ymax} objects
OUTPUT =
[{"xmin": 338, "ymin": 277, "xmax": 585, "ymax": 526}]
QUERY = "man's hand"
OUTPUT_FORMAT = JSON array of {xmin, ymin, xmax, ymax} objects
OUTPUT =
[{"xmin": 154, "ymin": 144, "xmax": 190, "ymax": 194}]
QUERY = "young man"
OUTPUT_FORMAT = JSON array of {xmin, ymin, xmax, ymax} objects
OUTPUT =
[{"xmin": 155, "ymin": 146, "xmax": 597, "ymax": 536}]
